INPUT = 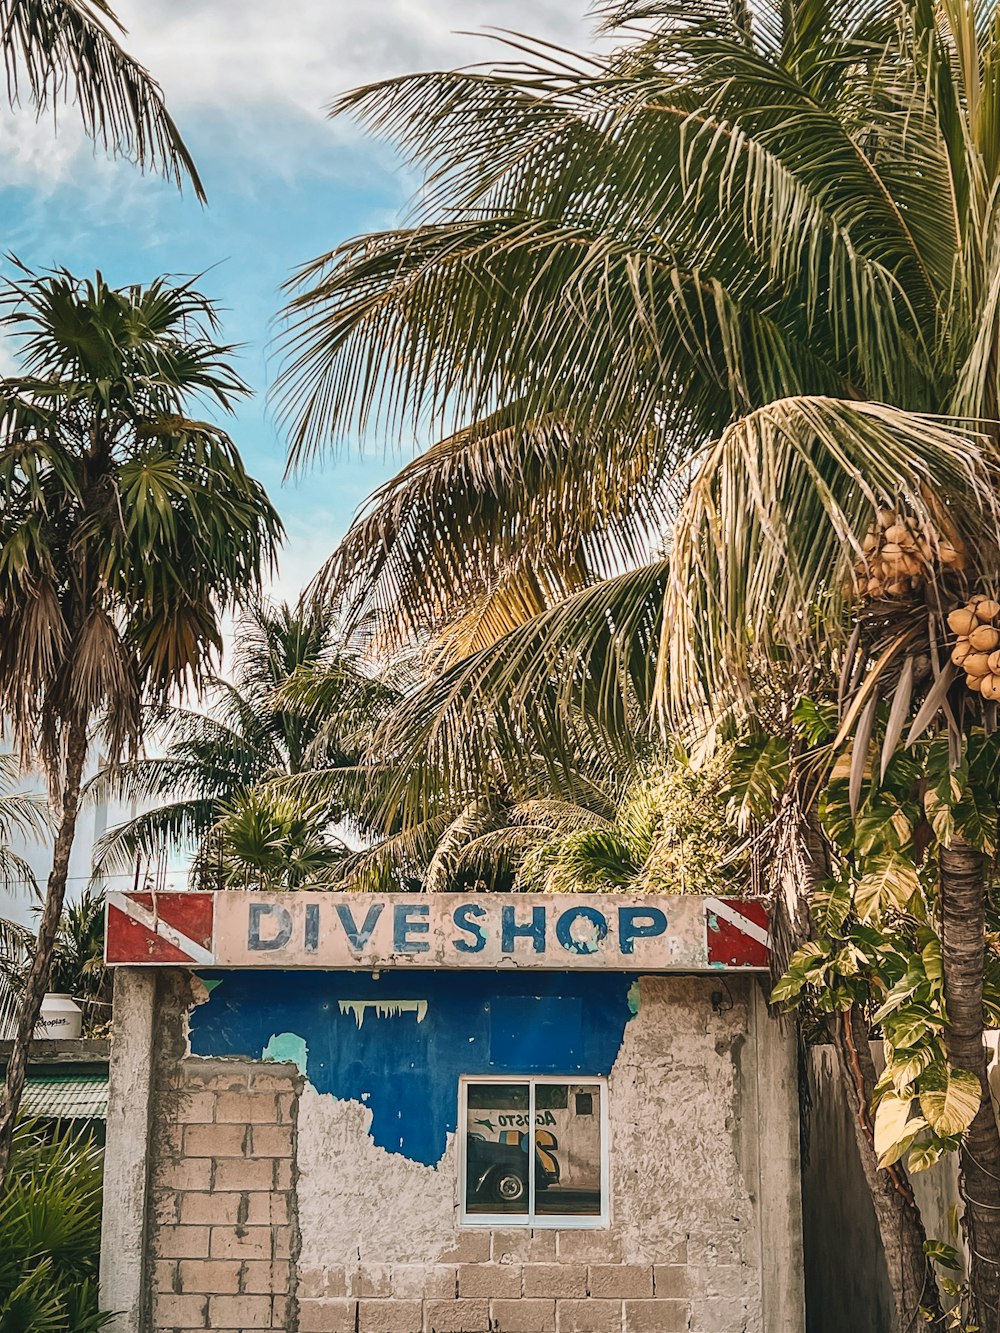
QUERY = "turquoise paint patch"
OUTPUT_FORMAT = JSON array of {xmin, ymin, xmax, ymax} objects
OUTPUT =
[
  {"xmin": 263, "ymin": 1031, "xmax": 309, "ymax": 1075},
  {"xmin": 626, "ymin": 979, "xmax": 641, "ymax": 1017}
]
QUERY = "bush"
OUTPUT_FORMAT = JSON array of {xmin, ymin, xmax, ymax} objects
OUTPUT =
[{"xmin": 0, "ymin": 1121, "xmax": 112, "ymax": 1332}]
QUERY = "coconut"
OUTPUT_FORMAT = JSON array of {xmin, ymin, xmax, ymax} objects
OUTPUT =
[
  {"xmin": 885, "ymin": 523, "xmax": 908, "ymax": 544},
  {"xmin": 952, "ymin": 639, "xmax": 972, "ymax": 665},
  {"xmin": 988, "ymin": 650, "xmax": 1000, "ymax": 673},
  {"xmin": 983, "ymin": 675, "xmax": 1000, "ymax": 701},
  {"xmin": 940, "ymin": 542, "xmax": 966, "ymax": 569},
  {"xmin": 977, "ymin": 600, "xmax": 1000, "ymax": 622},
  {"xmin": 948, "ymin": 608, "xmax": 978, "ymax": 635},
  {"xmin": 964, "ymin": 652, "xmax": 991, "ymax": 677},
  {"xmin": 862, "ymin": 532, "xmax": 879, "ymax": 554},
  {"xmin": 970, "ymin": 625, "xmax": 1000, "ymax": 651},
  {"xmin": 877, "ymin": 508, "xmax": 896, "ymax": 529},
  {"xmin": 968, "ymin": 673, "xmax": 985, "ymax": 692}
]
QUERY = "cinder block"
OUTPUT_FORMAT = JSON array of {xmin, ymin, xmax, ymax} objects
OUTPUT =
[
  {"xmin": 155, "ymin": 1226, "xmax": 210, "ymax": 1260},
  {"xmin": 523, "ymin": 1266, "xmax": 587, "ymax": 1299},
  {"xmin": 688, "ymin": 1296, "xmax": 751, "ymax": 1331},
  {"xmin": 178, "ymin": 1192, "xmax": 242, "ymax": 1226},
  {"xmin": 299, "ymin": 1299, "xmax": 358, "ymax": 1332},
  {"xmin": 152, "ymin": 1258, "xmax": 178, "ymax": 1294},
  {"xmin": 358, "ymin": 1298, "xmax": 424, "ymax": 1332},
  {"xmin": 180, "ymin": 1061, "xmax": 248, "ymax": 1092},
  {"xmin": 391, "ymin": 1266, "xmax": 456, "ymax": 1299},
  {"xmin": 183, "ymin": 1123, "xmax": 247, "ymax": 1158},
  {"xmin": 423, "ymin": 1298, "xmax": 490, "ymax": 1332},
  {"xmin": 209, "ymin": 1226, "xmax": 272, "ymax": 1260},
  {"xmin": 207, "ymin": 1294, "xmax": 273, "ymax": 1328},
  {"xmin": 556, "ymin": 1232, "xmax": 624, "ymax": 1263},
  {"xmin": 212, "ymin": 1156, "xmax": 275, "ymax": 1191},
  {"xmin": 703, "ymin": 1264, "xmax": 748, "ymax": 1300},
  {"xmin": 623, "ymin": 1299, "xmax": 690, "ymax": 1332},
  {"xmin": 351, "ymin": 1266, "xmax": 393, "ymax": 1298},
  {"xmin": 439, "ymin": 1233, "xmax": 490, "ymax": 1263},
  {"xmin": 490, "ymin": 1230, "xmax": 534, "ymax": 1261},
  {"xmin": 555, "ymin": 1298, "xmax": 622, "ymax": 1333},
  {"xmin": 527, "ymin": 1232, "xmax": 558, "ymax": 1261},
  {"xmin": 653, "ymin": 1266, "xmax": 693, "ymax": 1300},
  {"xmin": 239, "ymin": 1191, "xmax": 290, "ymax": 1226},
  {"xmin": 459, "ymin": 1264, "xmax": 522, "ymax": 1298},
  {"xmin": 152, "ymin": 1188, "xmax": 179, "ymax": 1226},
  {"xmin": 177, "ymin": 1258, "xmax": 241, "ymax": 1295},
  {"xmin": 214, "ymin": 1091, "xmax": 279, "ymax": 1124},
  {"xmin": 250, "ymin": 1124, "xmax": 294, "ymax": 1157},
  {"xmin": 299, "ymin": 1266, "xmax": 348, "ymax": 1299},
  {"xmin": 176, "ymin": 1091, "xmax": 218, "ymax": 1123},
  {"xmin": 490, "ymin": 1297, "xmax": 556, "ymax": 1331},
  {"xmin": 152, "ymin": 1291, "xmax": 208, "ymax": 1326},
  {"xmin": 588, "ymin": 1266, "xmax": 654, "ymax": 1298},
  {"xmin": 241, "ymin": 1259, "xmax": 291, "ymax": 1294},
  {"xmin": 248, "ymin": 1067, "xmax": 297, "ymax": 1092},
  {"xmin": 156, "ymin": 1157, "xmax": 212, "ymax": 1193}
]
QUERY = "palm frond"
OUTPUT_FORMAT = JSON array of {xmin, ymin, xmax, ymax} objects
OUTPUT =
[
  {"xmin": 663, "ymin": 396, "xmax": 1000, "ymax": 722},
  {"xmin": 0, "ymin": 0, "xmax": 204, "ymax": 197}
]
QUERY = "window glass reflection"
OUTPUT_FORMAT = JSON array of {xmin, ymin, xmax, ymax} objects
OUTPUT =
[
  {"xmin": 464, "ymin": 1082, "xmax": 530, "ymax": 1214},
  {"xmin": 535, "ymin": 1083, "xmax": 602, "ymax": 1217}
]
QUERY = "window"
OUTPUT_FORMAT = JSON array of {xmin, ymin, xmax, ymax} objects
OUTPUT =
[{"xmin": 459, "ymin": 1076, "xmax": 608, "ymax": 1227}]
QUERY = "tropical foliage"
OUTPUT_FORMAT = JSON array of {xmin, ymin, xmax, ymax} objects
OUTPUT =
[
  {"xmin": 94, "ymin": 597, "xmax": 403, "ymax": 891},
  {"xmin": 1, "ymin": 0, "xmax": 202, "ymax": 195},
  {"xmin": 273, "ymin": 0, "xmax": 1000, "ymax": 1323},
  {"xmin": 0, "ymin": 267, "xmax": 282, "ymax": 1179},
  {"xmin": 0, "ymin": 1120, "xmax": 109, "ymax": 1332}
]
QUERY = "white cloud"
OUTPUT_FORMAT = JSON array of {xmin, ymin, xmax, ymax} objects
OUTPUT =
[
  {"xmin": 0, "ymin": 0, "xmax": 593, "ymax": 190},
  {"xmin": 116, "ymin": 0, "xmax": 593, "ymax": 121}
]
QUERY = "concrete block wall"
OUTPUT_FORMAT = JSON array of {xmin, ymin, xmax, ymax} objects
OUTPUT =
[
  {"xmin": 147, "ymin": 1060, "xmax": 299, "ymax": 1333},
  {"xmin": 103, "ymin": 970, "xmax": 804, "ymax": 1333}
]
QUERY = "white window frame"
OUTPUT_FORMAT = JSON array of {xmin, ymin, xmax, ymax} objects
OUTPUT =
[{"xmin": 457, "ymin": 1074, "xmax": 610, "ymax": 1228}]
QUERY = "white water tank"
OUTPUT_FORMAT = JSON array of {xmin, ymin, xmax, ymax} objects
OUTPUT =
[{"xmin": 34, "ymin": 993, "xmax": 83, "ymax": 1041}]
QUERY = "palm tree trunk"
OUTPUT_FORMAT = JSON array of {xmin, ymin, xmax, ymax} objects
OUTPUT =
[
  {"xmin": 777, "ymin": 807, "xmax": 941, "ymax": 1328},
  {"xmin": 828, "ymin": 1004, "xmax": 942, "ymax": 1327},
  {"xmin": 940, "ymin": 833, "xmax": 1000, "ymax": 1331},
  {"xmin": 0, "ymin": 717, "xmax": 88, "ymax": 1186}
]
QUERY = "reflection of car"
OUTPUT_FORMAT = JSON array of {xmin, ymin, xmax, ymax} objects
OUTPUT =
[{"xmin": 467, "ymin": 1135, "xmax": 560, "ymax": 1205}]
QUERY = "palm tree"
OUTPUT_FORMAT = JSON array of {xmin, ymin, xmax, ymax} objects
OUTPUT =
[
  {"xmin": 0, "ymin": 266, "xmax": 282, "ymax": 1181},
  {"xmin": 93, "ymin": 597, "xmax": 403, "ymax": 889},
  {"xmin": 276, "ymin": 1, "xmax": 1000, "ymax": 1323},
  {"xmin": 2, "ymin": 0, "xmax": 202, "ymax": 196},
  {"xmin": 0, "ymin": 755, "xmax": 50, "ymax": 1038}
]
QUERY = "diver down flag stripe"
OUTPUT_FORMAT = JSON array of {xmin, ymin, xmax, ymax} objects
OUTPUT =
[
  {"xmin": 105, "ymin": 892, "xmax": 215, "ymax": 965},
  {"xmin": 705, "ymin": 898, "xmax": 771, "ymax": 969}
]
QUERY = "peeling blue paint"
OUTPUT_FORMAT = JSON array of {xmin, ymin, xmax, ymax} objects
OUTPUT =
[{"xmin": 189, "ymin": 970, "xmax": 636, "ymax": 1167}]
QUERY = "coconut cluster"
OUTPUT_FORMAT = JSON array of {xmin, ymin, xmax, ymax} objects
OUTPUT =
[
  {"xmin": 950, "ymin": 598, "xmax": 1000, "ymax": 697},
  {"xmin": 851, "ymin": 509, "xmax": 966, "ymax": 600}
]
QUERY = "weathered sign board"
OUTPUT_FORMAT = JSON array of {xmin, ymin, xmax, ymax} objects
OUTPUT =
[{"xmin": 104, "ymin": 891, "xmax": 770, "ymax": 971}]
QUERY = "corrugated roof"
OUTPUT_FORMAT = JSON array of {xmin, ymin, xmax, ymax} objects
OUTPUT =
[{"xmin": 21, "ymin": 1076, "xmax": 108, "ymax": 1119}]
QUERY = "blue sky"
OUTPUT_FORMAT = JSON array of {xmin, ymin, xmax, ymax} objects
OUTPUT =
[{"xmin": 0, "ymin": 0, "xmax": 591, "ymax": 602}]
